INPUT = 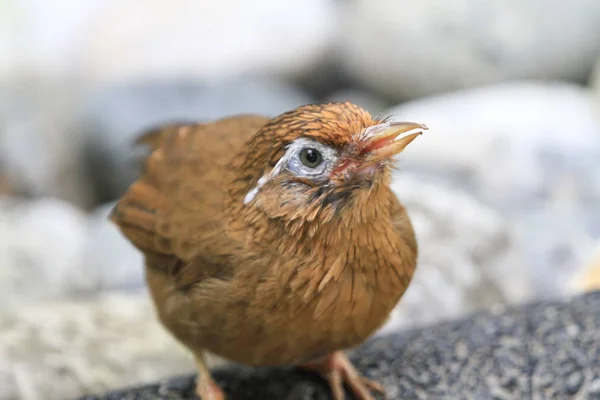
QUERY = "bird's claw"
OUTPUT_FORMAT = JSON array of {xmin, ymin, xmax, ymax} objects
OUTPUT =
[
  {"xmin": 357, "ymin": 377, "xmax": 387, "ymax": 399},
  {"xmin": 299, "ymin": 351, "xmax": 386, "ymax": 400}
]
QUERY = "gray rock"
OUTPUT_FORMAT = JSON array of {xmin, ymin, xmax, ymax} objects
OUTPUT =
[
  {"xmin": 340, "ymin": 0, "xmax": 600, "ymax": 100},
  {"xmin": 0, "ymin": 196, "xmax": 89, "ymax": 307},
  {"xmin": 79, "ymin": 78, "xmax": 314, "ymax": 202},
  {"xmin": 79, "ymin": 291, "xmax": 600, "ymax": 400},
  {"xmin": 0, "ymin": 83, "xmax": 93, "ymax": 206},
  {"xmin": 383, "ymin": 174, "xmax": 531, "ymax": 332},
  {"xmin": 385, "ymin": 81, "xmax": 600, "ymax": 299}
]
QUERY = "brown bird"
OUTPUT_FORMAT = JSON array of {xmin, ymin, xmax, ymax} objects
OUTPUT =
[{"xmin": 110, "ymin": 102, "xmax": 426, "ymax": 400}]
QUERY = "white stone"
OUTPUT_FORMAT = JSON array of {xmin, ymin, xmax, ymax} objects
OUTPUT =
[
  {"xmin": 386, "ymin": 81, "xmax": 600, "ymax": 207},
  {"xmin": 0, "ymin": 0, "xmax": 338, "ymax": 83},
  {"xmin": 0, "ymin": 197, "xmax": 89, "ymax": 307},
  {"xmin": 340, "ymin": 0, "xmax": 600, "ymax": 99}
]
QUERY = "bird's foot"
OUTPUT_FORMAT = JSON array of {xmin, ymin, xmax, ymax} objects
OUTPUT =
[
  {"xmin": 195, "ymin": 377, "xmax": 226, "ymax": 400},
  {"xmin": 194, "ymin": 353, "xmax": 226, "ymax": 400},
  {"xmin": 299, "ymin": 351, "xmax": 386, "ymax": 400}
]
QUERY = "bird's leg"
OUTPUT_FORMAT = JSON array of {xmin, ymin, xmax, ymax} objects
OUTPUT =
[
  {"xmin": 298, "ymin": 351, "xmax": 386, "ymax": 400},
  {"xmin": 193, "ymin": 353, "xmax": 226, "ymax": 400}
]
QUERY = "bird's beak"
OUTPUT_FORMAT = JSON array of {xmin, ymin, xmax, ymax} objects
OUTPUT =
[{"xmin": 359, "ymin": 121, "xmax": 428, "ymax": 164}]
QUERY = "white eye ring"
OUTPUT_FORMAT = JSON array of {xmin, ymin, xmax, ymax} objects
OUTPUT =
[{"xmin": 243, "ymin": 138, "xmax": 338, "ymax": 204}]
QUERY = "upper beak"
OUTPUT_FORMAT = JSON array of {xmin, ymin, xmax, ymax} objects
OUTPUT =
[{"xmin": 359, "ymin": 121, "xmax": 428, "ymax": 164}]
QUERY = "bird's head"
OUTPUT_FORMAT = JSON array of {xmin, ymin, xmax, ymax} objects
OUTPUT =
[{"xmin": 229, "ymin": 102, "xmax": 426, "ymax": 233}]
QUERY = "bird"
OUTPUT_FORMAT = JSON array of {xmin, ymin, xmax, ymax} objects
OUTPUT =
[{"xmin": 110, "ymin": 101, "xmax": 426, "ymax": 400}]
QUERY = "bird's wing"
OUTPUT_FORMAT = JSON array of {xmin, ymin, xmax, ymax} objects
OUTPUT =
[{"xmin": 110, "ymin": 115, "xmax": 270, "ymax": 289}]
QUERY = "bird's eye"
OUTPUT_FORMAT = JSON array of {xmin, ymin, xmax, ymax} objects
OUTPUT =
[{"xmin": 299, "ymin": 148, "xmax": 323, "ymax": 168}]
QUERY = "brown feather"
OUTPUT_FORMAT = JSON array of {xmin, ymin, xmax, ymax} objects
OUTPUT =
[{"xmin": 110, "ymin": 102, "xmax": 420, "ymax": 371}]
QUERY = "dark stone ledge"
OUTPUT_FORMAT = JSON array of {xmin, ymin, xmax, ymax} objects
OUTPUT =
[{"xmin": 80, "ymin": 291, "xmax": 600, "ymax": 399}]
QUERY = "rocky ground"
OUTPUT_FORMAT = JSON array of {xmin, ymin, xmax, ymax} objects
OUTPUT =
[
  {"xmin": 80, "ymin": 291, "xmax": 600, "ymax": 400},
  {"xmin": 1, "ymin": 1, "xmax": 600, "ymax": 399}
]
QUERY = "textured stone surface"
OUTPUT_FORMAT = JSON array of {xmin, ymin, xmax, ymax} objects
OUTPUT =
[
  {"xmin": 80, "ymin": 291, "xmax": 600, "ymax": 400},
  {"xmin": 78, "ymin": 78, "xmax": 313, "ymax": 202},
  {"xmin": 386, "ymin": 81, "xmax": 600, "ymax": 300},
  {"xmin": 340, "ymin": 0, "xmax": 600, "ymax": 100}
]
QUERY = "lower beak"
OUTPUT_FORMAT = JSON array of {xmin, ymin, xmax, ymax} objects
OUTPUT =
[{"xmin": 359, "ymin": 122, "xmax": 427, "ymax": 164}]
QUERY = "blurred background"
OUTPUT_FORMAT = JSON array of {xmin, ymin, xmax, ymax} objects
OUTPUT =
[{"xmin": 1, "ymin": 0, "xmax": 600, "ymax": 399}]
